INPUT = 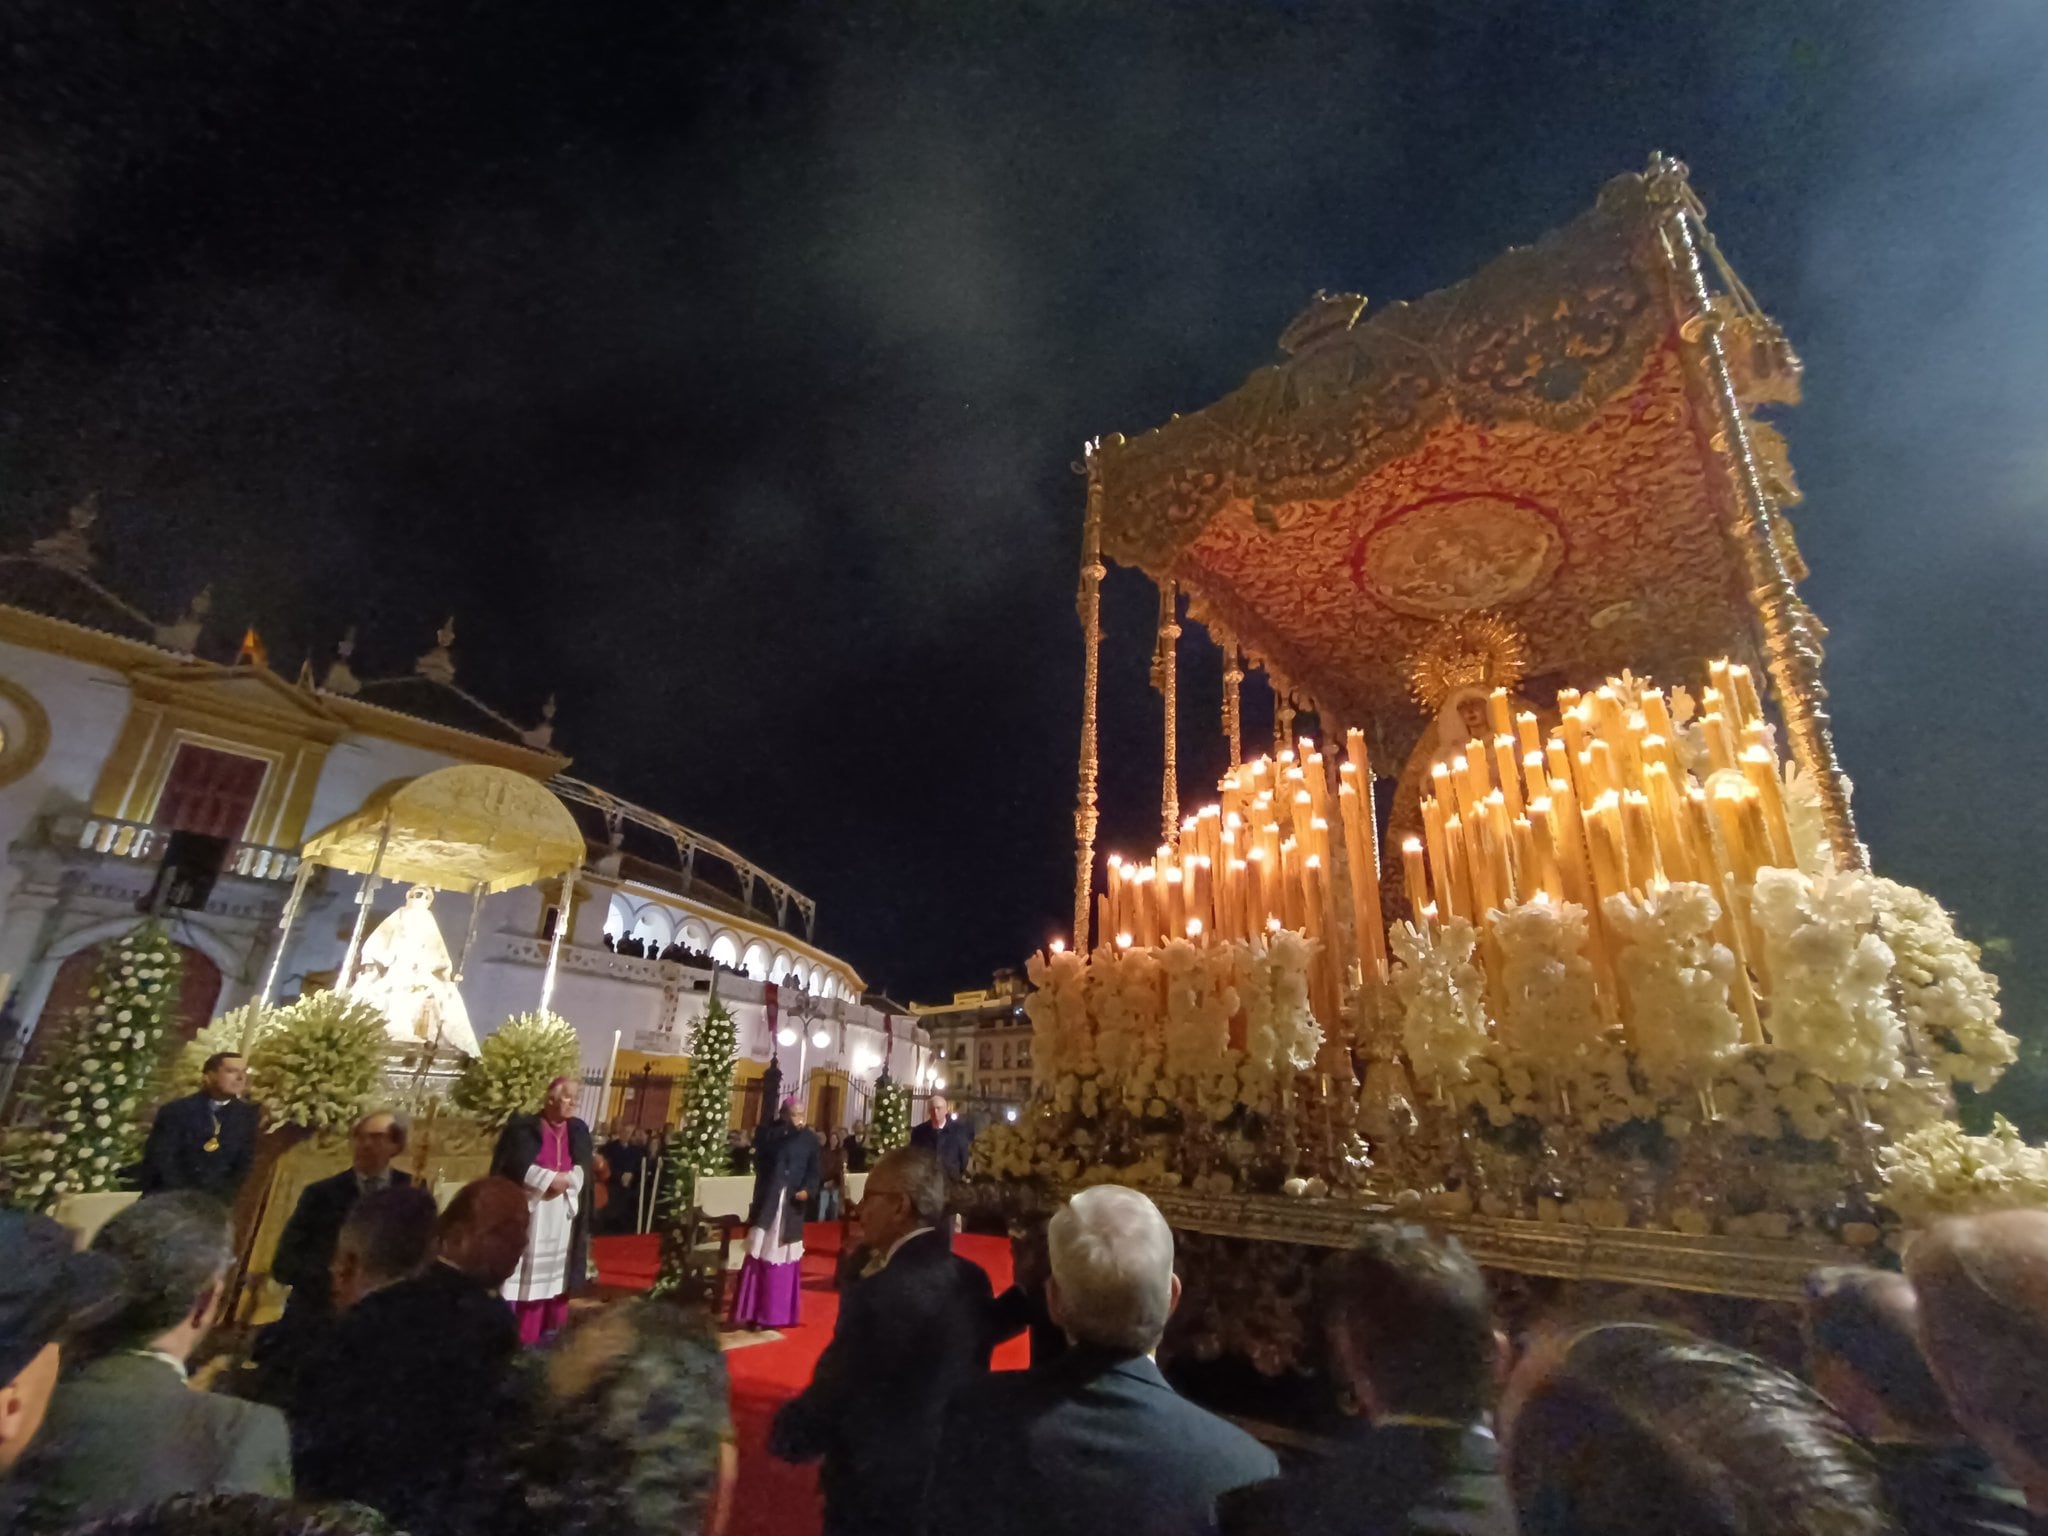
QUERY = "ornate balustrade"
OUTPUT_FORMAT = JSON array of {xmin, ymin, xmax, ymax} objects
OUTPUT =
[{"xmin": 60, "ymin": 815, "xmax": 299, "ymax": 881}]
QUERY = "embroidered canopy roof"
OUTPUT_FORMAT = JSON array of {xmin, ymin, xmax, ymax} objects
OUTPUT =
[
  {"xmin": 1091, "ymin": 167, "xmax": 1800, "ymax": 730},
  {"xmin": 302, "ymin": 764, "xmax": 586, "ymax": 894}
]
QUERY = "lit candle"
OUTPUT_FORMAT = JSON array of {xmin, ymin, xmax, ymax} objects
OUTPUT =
[
  {"xmin": 1512, "ymin": 815, "xmax": 1538, "ymax": 905},
  {"xmin": 1442, "ymin": 814, "xmax": 1479, "ymax": 922},
  {"xmin": 1728, "ymin": 664, "xmax": 1764, "ymax": 728},
  {"xmin": 1096, "ymin": 894, "xmax": 1111, "ymax": 952},
  {"xmin": 1341, "ymin": 732, "xmax": 1388, "ymax": 976},
  {"xmin": 1487, "ymin": 687, "xmax": 1514, "ymax": 741},
  {"xmin": 1558, "ymin": 702, "xmax": 1589, "ymax": 761},
  {"xmin": 1741, "ymin": 745, "xmax": 1797, "ymax": 868},
  {"xmin": 1642, "ymin": 761, "xmax": 1696, "ymax": 884},
  {"xmin": 1421, "ymin": 795, "xmax": 1456, "ymax": 922},
  {"xmin": 1545, "ymin": 738, "xmax": 1574, "ymax": 789},
  {"xmin": 1525, "ymin": 799, "xmax": 1565, "ymax": 904},
  {"xmin": 1522, "ymin": 749, "xmax": 1549, "ymax": 814},
  {"xmin": 1515, "ymin": 710, "xmax": 1544, "ymax": 763},
  {"xmin": 1116, "ymin": 932, "xmax": 1134, "ymax": 950},
  {"xmin": 1106, "ymin": 853, "xmax": 1124, "ymax": 940},
  {"xmin": 1228, "ymin": 857, "xmax": 1251, "ymax": 942},
  {"xmin": 1621, "ymin": 791, "xmax": 1662, "ymax": 892},
  {"xmin": 1493, "ymin": 734, "xmax": 1525, "ymax": 819},
  {"xmin": 1702, "ymin": 710, "xmax": 1739, "ymax": 775},
  {"xmin": 1684, "ymin": 788, "xmax": 1764, "ymax": 1043},
  {"xmin": 1401, "ymin": 837, "xmax": 1430, "ymax": 915},
  {"xmin": 1449, "ymin": 755, "xmax": 1482, "ymax": 822},
  {"xmin": 1708, "ymin": 775, "xmax": 1763, "ymax": 885}
]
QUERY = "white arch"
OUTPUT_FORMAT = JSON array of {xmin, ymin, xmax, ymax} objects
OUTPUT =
[
  {"xmin": 770, "ymin": 948, "xmax": 794, "ymax": 983},
  {"xmin": 630, "ymin": 905, "xmax": 674, "ymax": 949},
  {"xmin": 789, "ymin": 959, "xmax": 812, "ymax": 993},
  {"xmin": 679, "ymin": 917, "xmax": 712, "ymax": 951},
  {"xmin": 708, "ymin": 931, "xmax": 741, "ymax": 969},
  {"xmin": 12, "ymin": 913, "xmax": 248, "ymax": 1043},
  {"xmin": 604, "ymin": 894, "xmax": 634, "ymax": 941},
  {"xmin": 740, "ymin": 939, "xmax": 772, "ymax": 980}
]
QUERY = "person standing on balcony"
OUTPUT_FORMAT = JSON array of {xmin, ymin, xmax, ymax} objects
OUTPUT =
[
  {"xmin": 490, "ymin": 1076, "xmax": 594, "ymax": 1346},
  {"xmin": 139, "ymin": 1053, "xmax": 259, "ymax": 1206}
]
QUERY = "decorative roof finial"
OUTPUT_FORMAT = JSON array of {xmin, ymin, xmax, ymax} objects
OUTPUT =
[
  {"xmin": 522, "ymin": 693, "xmax": 558, "ymax": 751},
  {"xmin": 154, "ymin": 584, "xmax": 212, "ymax": 654},
  {"xmin": 31, "ymin": 493, "xmax": 101, "ymax": 575},
  {"xmin": 235, "ymin": 628, "xmax": 270, "ymax": 669},
  {"xmin": 415, "ymin": 616, "xmax": 457, "ymax": 686},
  {"xmin": 322, "ymin": 626, "xmax": 362, "ymax": 696}
]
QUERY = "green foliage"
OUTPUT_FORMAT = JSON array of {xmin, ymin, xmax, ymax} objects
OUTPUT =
[
  {"xmin": 650, "ymin": 995, "xmax": 740, "ymax": 1301},
  {"xmin": 451, "ymin": 1010, "xmax": 581, "ymax": 1130},
  {"xmin": 155, "ymin": 1001, "xmax": 277, "ymax": 1109},
  {"xmin": 671, "ymin": 997, "xmax": 737, "ymax": 1180},
  {"xmin": 871, "ymin": 1070, "xmax": 910, "ymax": 1153},
  {"xmin": 249, "ymin": 990, "xmax": 391, "ymax": 1133},
  {"xmin": 4, "ymin": 923, "xmax": 184, "ymax": 1211}
]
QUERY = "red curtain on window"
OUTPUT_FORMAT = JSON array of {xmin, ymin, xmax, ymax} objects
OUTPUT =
[{"xmin": 153, "ymin": 744, "xmax": 268, "ymax": 841}]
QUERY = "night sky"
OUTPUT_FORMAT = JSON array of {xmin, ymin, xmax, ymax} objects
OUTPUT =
[{"xmin": 2, "ymin": 3, "xmax": 2044, "ymax": 1103}]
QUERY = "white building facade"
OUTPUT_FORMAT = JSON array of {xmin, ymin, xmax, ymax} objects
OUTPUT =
[{"xmin": 0, "ymin": 510, "xmax": 924, "ymax": 1133}]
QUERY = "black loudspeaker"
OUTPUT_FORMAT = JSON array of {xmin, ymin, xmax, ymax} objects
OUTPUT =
[{"xmin": 141, "ymin": 831, "xmax": 232, "ymax": 914}]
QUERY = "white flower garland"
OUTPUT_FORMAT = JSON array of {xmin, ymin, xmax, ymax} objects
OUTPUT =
[
  {"xmin": 1750, "ymin": 868, "xmax": 1905, "ymax": 1089},
  {"xmin": 1603, "ymin": 882, "xmax": 1745, "ymax": 1090},
  {"xmin": 1491, "ymin": 898, "xmax": 1604, "ymax": 1067},
  {"xmin": 5, "ymin": 923, "xmax": 183, "ymax": 1211},
  {"xmin": 248, "ymin": 990, "xmax": 392, "ymax": 1132},
  {"xmin": 1880, "ymin": 1115, "xmax": 2048, "ymax": 1228},
  {"xmin": 1867, "ymin": 876, "xmax": 2015, "ymax": 1092},
  {"xmin": 1388, "ymin": 917, "xmax": 1489, "ymax": 1089}
]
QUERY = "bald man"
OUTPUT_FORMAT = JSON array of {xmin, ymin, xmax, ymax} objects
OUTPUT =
[{"xmin": 490, "ymin": 1075, "xmax": 595, "ymax": 1345}]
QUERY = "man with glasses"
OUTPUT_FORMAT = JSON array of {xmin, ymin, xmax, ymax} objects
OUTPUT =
[{"xmin": 771, "ymin": 1148, "xmax": 993, "ymax": 1536}]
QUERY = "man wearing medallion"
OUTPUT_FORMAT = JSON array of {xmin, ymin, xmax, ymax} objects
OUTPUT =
[{"xmin": 139, "ymin": 1052, "xmax": 260, "ymax": 1206}]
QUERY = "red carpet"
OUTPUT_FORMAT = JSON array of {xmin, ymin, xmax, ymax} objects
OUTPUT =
[{"xmin": 592, "ymin": 1225, "xmax": 1025, "ymax": 1536}]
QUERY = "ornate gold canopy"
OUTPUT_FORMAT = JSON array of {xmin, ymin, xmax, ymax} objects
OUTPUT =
[
  {"xmin": 301, "ymin": 764, "xmax": 586, "ymax": 894},
  {"xmin": 1092, "ymin": 168, "xmax": 1800, "ymax": 725}
]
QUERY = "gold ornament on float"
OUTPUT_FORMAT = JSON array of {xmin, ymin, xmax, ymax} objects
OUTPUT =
[{"xmin": 1403, "ymin": 613, "xmax": 1531, "ymax": 716}]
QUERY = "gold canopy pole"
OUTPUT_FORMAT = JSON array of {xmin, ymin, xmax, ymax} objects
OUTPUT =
[
  {"xmin": 539, "ymin": 862, "xmax": 581, "ymax": 1015},
  {"xmin": 1221, "ymin": 635, "xmax": 1244, "ymax": 772},
  {"xmin": 337, "ymin": 813, "xmax": 392, "ymax": 990},
  {"xmin": 259, "ymin": 858, "xmax": 314, "ymax": 1006},
  {"xmin": 1155, "ymin": 578, "xmax": 1181, "ymax": 848},
  {"xmin": 1072, "ymin": 440, "xmax": 1110, "ymax": 951},
  {"xmin": 1651, "ymin": 153, "xmax": 1863, "ymax": 870}
]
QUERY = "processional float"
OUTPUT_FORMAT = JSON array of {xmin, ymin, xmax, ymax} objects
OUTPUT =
[{"xmin": 973, "ymin": 157, "xmax": 2021, "ymax": 1359}]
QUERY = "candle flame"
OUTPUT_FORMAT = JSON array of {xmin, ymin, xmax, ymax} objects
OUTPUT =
[
  {"xmin": 1115, "ymin": 932, "xmax": 1134, "ymax": 950},
  {"xmin": 1049, "ymin": 938, "xmax": 1066, "ymax": 954},
  {"xmin": 1402, "ymin": 836, "xmax": 1424, "ymax": 852},
  {"xmin": 1266, "ymin": 915, "xmax": 1283, "ymax": 932},
  {"xmin": 1185, "ymin": 918, "xmax": 1202, "ymax": 937}
]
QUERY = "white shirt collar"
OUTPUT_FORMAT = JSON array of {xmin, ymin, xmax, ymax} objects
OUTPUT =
[
  {"xmin": 123, "ymin": 1348, "xmax": 189, "ymax": 1382},
  {"xmin": 882, "ymin": 1225, "xmax": 935, "ymax": 1268}
]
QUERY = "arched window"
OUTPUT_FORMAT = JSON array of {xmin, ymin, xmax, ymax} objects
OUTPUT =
[
  {"xmin": 631, "ymin": 905, "xmax": 673, "ymax": 950},
  {"xmin": 708, "ymin": 931, "xmax": 741, "ymax": 969},
  {"xmin": 604, "ymin": 895, "xmax": 634, "ymax": 942}
]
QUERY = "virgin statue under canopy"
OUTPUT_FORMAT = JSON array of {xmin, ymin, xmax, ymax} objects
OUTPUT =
[{"xmin": 351, "ymin": 884, "xmax": 481, "ymax": 1057}]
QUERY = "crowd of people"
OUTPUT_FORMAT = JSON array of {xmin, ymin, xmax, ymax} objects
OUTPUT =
[{"xmin": 9, "ymin": 1049, "xmax": 2048, "ymax": 1536}]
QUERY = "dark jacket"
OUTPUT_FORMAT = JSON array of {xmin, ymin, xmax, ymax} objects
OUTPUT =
[
  {"xmin": 932, "ymin": 1346, "xmax": 1279, "ymax": 1536},
  {"xmin": 1870, "ymin": 1438, "xmax": 2032, "ymax": 1536},
  {"xmin": 490, "ymin": 1112, "xmax": 595, "ymax": 1296},
  {"xmin": 1217, "ymin": 1421, "xmax": 1512, "ymax": 1536},
  {"xmin": 749, "ymin": 1124, "xmax": 822, "ymax": 1245},
  {"xmin": 843, "ymin": 1134, "xmax": 869, "ymax": 1173},
  {"xmin": 5, "ymin": 1351, "xmax": 290, "ymax": 1530},
  {"xmin": 271, "ymin": 1167, "xmax": 415, "ymax": 1313},
  {"xmin": 772, "ymin": 1227, "xmax": 995, "ymax": 1536},
  {"xmin": 139, "ymin": 1092, "xmax": 260, "ymax": 1204},
  {"xmin": 292, "ymin": 1261, "xmax": 521, "ymax": 1536},
  {"xmin": 910, "ymin": 1115, "xmax": 974, "ymax": 1177},
  {"xmin": 988, "ymin": 1281, "xmax": 1065, "ymax": 1369}
]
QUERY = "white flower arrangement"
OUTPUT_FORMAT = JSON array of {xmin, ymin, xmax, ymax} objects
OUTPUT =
[
  {"xmin": 1750, "ymin": 868, "xmax": 1905, "ymax": 1090},
  {"xmin": 1388, "ymin": 917, "xmax": 1490, "ymax": 1089},
  {"xmin": 1491, "ymin": 898, "xmax": 1604, "ymax": 1066},
  {"xmin": 451, "ymin": 1010, "xmax": 581, "ymax": 1130},
  {"xmin": 5, "ymin": 923, "xmax": 183, "ymax": 1211},
  {"xmin": 1879, "ymin": 1115, "xmax": 2048, "ymax": 1228},
  {"xmin": 1867, "ymin": 875, "xmax": 2016, "ymax": 1092},
  {"xmin": 1604, "ymin": 882, "xmax": 1745, "ymax": 1090},
  {"xmin": 247, "ymin": 990, "xmax": 391, "ymax": 1132}
]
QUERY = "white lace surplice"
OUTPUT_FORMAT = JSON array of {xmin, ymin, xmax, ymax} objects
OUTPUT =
[{"xmin": 504, "ymin": 1148, "xmax": 583, "ymax": 1303}]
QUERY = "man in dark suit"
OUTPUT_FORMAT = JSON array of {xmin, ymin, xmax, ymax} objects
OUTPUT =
[
  {"xmin": 139, "ymin": 1052, "xmax": 260, "ymax": 1205},
  {"xmin": 909, "ymin": 1092, "xmax": 973, "ymax": 1177},
  {"xmin": 931, "ymin": 1184, "xmax": 1276, "ymax": 1536},
  {"xmin": 7, "ymin": 1193, "xmax": 290, "ymax": 1531},
  {"xmin": 772, "ymin": 1147, "xmax": 994, "ymax": 1536},
  {"xmin": 292, "ymin": 1176, "xmax": 529, "ymax": 1536},
  {"xmin": 270, "ymin": 1110, "xmax": 412, "ymax": 1314},
  {"xmin": 1217, "ymin": 1226, "xmax": 1513, "ymax": 1536}
]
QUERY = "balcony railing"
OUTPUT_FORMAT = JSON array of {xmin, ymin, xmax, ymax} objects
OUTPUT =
[{"xmin": 65, "ymin": 816, "xmax": 300, "ymax": 882}]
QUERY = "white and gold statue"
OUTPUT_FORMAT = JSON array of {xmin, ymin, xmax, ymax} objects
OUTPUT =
[{"xmin": 351, "ymin": 884, "xmax": 481, "ymax": 1057}]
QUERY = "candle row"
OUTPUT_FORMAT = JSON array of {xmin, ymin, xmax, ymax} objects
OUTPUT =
[
  {"xmin": 1403, "ymin": 662, "xmax": 1801, "ymax": 1043},
  {"xmin": 1096, "ymin": 728, "xmax": 1390, "ymax": 1030}
]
